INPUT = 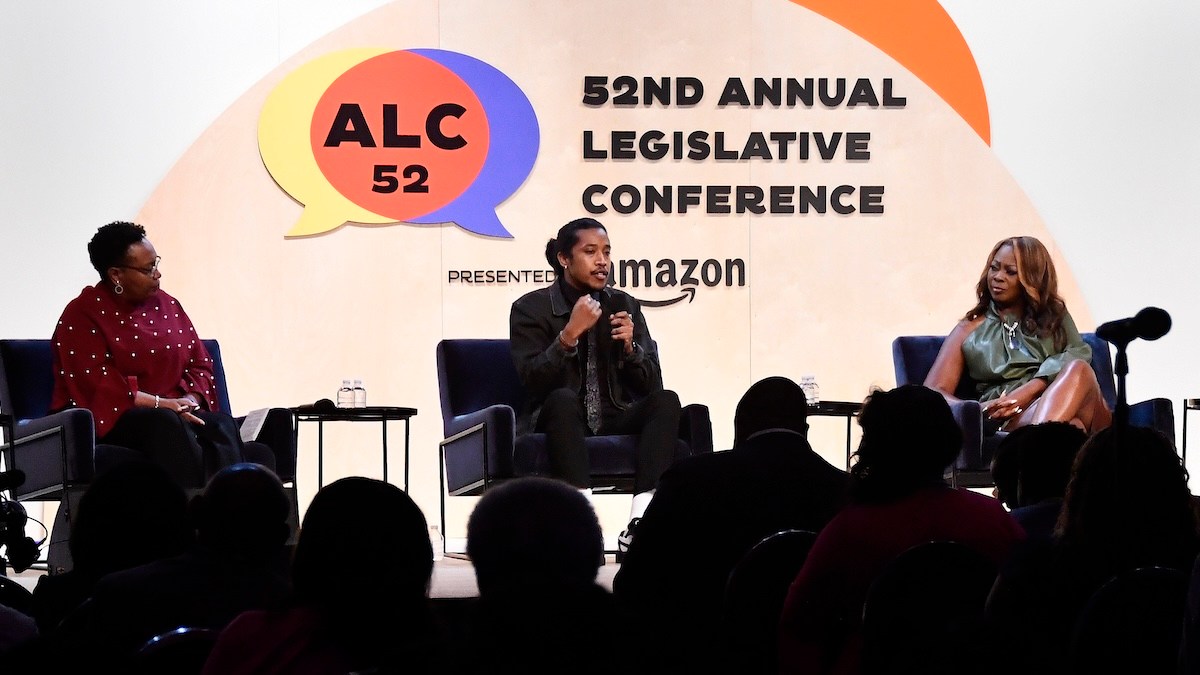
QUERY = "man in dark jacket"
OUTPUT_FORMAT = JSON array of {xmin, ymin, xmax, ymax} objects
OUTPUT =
[
  {"xmin": 612, "ymin": 376, "xmax": 849, "ymax": 673},
  {"xmin": 509, "ymin": 217, "xmax": 681, "ymax": 542}
]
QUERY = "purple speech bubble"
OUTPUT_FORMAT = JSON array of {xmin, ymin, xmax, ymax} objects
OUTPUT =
[{"xmin": 409, "ymin": 49, "xmax": 540, "ymax": 239}]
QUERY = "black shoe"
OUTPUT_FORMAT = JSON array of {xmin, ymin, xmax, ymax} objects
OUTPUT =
[{"xmin": 615, "ymin": 517, "xmax": 640, "ymax": 563}]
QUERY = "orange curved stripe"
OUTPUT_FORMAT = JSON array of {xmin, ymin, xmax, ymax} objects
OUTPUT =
[{"xmin": 791, "ymin": 0, "xmax": 990, "ymax": 145}]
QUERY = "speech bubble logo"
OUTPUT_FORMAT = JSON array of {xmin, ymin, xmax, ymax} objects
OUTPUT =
[
  {"xmin": 259, "ymin": 48, "xmax": 539, "ymax": 238},
  {"xmin": 406, "ymin": 49, "xmax": 540, "ymax": 238}
]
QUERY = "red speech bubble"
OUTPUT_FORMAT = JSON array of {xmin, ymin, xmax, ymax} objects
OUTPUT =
[{"xmin": 311, "ymin": 51, "xmax": 489, "ymax": 222}]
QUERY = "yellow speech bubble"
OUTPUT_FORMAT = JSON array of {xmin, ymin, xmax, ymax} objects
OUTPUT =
[{"xmin": 258, "ymin": 48, "xmax": 394, "ymax": 237}]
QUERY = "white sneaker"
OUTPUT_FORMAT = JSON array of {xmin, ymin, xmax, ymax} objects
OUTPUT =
[{"xmin": 616, "ymin": 517, "xmax": 640, "ymax": 562}]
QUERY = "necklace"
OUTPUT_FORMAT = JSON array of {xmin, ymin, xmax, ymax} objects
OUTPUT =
[{"xmin": 1002, "ymin": 320, "xmax": 1020, "ymax": 349}]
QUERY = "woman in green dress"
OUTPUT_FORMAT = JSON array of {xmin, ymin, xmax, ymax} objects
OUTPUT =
[{"xmin": 925, "ymin": 236, "xmax": 1111, "ymax": 434}]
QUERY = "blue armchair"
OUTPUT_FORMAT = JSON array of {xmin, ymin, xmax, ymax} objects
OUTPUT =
[
  {"xmin": 891, "ymin": 332, "xmax": 1174, "ymax": 487},
  {"xmin": 436, "ymin": 338, "xmax": 713, "ymax": 527},
  {"xmin": 0, "ymin": 338, "xmax": 296, "ymax": 572}
]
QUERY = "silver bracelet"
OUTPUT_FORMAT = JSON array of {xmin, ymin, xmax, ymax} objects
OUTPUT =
[{"xmin": 154, "ymin": 394, "xmax": 160, "ymax": 408}]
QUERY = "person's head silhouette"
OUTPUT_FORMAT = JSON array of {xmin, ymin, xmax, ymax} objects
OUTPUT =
[
  {"xmin": 733, "ymin": 376, "xmax": 810, "ymax": 447},
  {"xmin": 467, "ymin": 476, "xmax": 603, "ymax": 596}
]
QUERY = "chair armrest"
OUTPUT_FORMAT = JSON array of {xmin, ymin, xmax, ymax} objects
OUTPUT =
[
  {"xmin": 946, "ymin": 399, "xmax": 984, "ymax": 471},
  {"xmin": 441, "ymin": 404, "xmax": 516, "ymax": 495},
  {"xmin": 446, "ymin": 405, "xmax": 513, "ymax": 438},
  {"xmin": 6, "ymin": 409, "xmax": 96, "ymax": 499},
  {"xmin": 1130, "ymin": 398, "xmax": 1176, "ymax": 445},
  {"xmin": 680, "ymin": 403, "xmax": 713, "ymax": 455}
]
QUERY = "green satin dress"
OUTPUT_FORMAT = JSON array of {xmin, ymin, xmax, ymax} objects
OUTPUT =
[{"xmin": 961, "ymin": 303, "xmax": 1091, "ymax": 402}]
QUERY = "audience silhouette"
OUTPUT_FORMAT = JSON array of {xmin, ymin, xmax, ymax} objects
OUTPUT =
[
  {"xmin": 52, "ymin": 462, "xmax": 292, "ymax": 670},
  {"xmin": 2, "ymin": 382, "xmax": 1194, "ymax": 674},
  {"xmin": 0, "ymin": 602, "xmax": 36, "ymax": 654},
  {"xmin": 462, "ymin": 476, "xmax": 640, "ymax": 674},
  {"xmin": 1179, "ymin": 552, "xmax": 1200, "ymax": 674},
  {"xmin": 777, "ymin": 384, "xmax": 1024, "ymax": 675},
  {"xmin": 987, "ymin": 424, "xmax": 1199, "ymax": 674},
  {"xmin": 29, "ymin": 460, "xmax": 194, "ymax": 633},
  {"xmin": 613, "ymin": 375, "xmax": 848, "ymax": 673},
  {"xmin": 202, "ymin": 476, "xmax": 438, "ymax": 675},
  {"xmin": 3, "ymin": 460, "xmax": 194, "ymax": 673},
  {"xmin": 990, "ymin": 421, "xmax": 1086, "ymax": 543}
]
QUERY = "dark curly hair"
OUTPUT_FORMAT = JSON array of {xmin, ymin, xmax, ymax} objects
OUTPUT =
[
  {"xmin": 848, "ymin": 385, "xmax": 962, "ymax": 504},
  {"xmin": 1055, "ymin": 425, "xmax": 1199, "ymax": 572},
  {"xmin": 87, "ymin": 221, "xmax": 147, "ymax": 279}
]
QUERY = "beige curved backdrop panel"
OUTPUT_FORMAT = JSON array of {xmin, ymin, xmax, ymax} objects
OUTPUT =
[{"xmin": 138, "ymin": 0, "xmax": 1089, "ymax": 538}]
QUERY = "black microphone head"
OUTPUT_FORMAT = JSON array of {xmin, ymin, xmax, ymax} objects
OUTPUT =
[
  {"xmin": 603, "ymin": 289, "xmax": 631, "ymax": 315},
  {"xmin": 1135, "ymin": 306, "xmax": 1171, "ymax": 341},
  {"xmin": 0, "ymin": 469, "xmax": 26, "ymax": 492}
]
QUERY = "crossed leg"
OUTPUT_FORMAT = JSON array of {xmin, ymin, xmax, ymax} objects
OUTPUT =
[{"xmin": 1011, "ymin": 359, "xmax": 1112, "ymax": 433}]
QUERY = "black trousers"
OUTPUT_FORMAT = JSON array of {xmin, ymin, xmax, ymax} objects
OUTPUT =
[
  {"xmin": 101, "ymin": 408, "xmax": 267, "ymax": 488},
  {"xmin": 535, "ymin": 388, "xmax": 681, "ymax": 493}
]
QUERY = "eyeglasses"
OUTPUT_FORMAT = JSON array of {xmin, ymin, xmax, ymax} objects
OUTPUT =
[{"xmin": 117, "ymin": 256, "xmax": 161, "ymax": 276}]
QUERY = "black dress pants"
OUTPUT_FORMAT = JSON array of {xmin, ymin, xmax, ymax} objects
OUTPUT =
[
  {"xmin": 101, "ymin": 408, "xmax": 252, "ymax": 488},
  {"xmin": 535, "ymin": 388, "xmax": 682, "ymax": 493}
]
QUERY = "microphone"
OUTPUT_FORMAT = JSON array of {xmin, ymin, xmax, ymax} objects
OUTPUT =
[
  {"xmin": 0, "ymin": 469, "xmax": 26, "ymax": 493},
  {"xmin": 1095, "ymin": 307, "xmax": 1171, "ymax": 344},
  {"xmin": 602, "ymin": 288, "xmax": 630, "ymax": 318},
  {"xmin": 602, "ymin": 290, "xmax": 635, "ymax": 359}
]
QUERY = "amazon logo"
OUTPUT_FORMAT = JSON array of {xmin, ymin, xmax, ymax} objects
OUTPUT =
[{"xmin": 613, "ymin": 257, "xmax": 746, "ymax": 308}]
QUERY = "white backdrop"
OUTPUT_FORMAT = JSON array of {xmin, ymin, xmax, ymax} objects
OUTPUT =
[{"xmin": 3, "ymin": 2, "xmax": 1198, "ymax": 541}]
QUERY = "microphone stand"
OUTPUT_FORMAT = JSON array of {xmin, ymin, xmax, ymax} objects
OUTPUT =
[
  {"xmin": 1107, "ymin": 338, "xmax": 1131, "ymax": 540},
  {"xmin": 1110, "ymin": 338, "xmax": 1130, "ymax": 441}
]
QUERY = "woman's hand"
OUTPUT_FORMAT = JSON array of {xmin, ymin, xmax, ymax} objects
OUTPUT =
[
  {"xmin": 982, "ymin": 395, "xmax": 1024, "ymax": 421},
  {"xmin": 982, "ymin": 380, "xmax": 1046, "ymax": 421},
  {"xmin": 168, "ymin": 397, "xmax": 205, "ymax": 425}
]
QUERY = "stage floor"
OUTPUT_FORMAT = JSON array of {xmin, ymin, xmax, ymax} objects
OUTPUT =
[
  {"xmin": 5, "ymin": 555, "xmax": 623, "ymax": 599},
  {"xmin": 429, "ymin": 554, "xmax": 620, "ymax": 598}
]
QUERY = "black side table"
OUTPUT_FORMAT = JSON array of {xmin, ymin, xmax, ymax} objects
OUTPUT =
[
  {"xmin": 808, "ymin": 400, "xmax": 863, "ymax": 469},
  {"xmin": 291, "ymin": 406, "xmax": 417, "ymax": 490}
]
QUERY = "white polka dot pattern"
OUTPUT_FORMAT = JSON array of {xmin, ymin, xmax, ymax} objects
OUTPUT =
[{"xmin": 49, "ymin": 283, "xmax": 219, "ymax": 434}]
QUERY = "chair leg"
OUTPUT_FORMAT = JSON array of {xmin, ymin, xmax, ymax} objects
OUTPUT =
[
  {"xmin": 284, "ymin": 482, "xmax": 300, "ymax": 546},
  {"xmin": 47, "ymin": 487, "xmax": 85, "ymax": 575}
]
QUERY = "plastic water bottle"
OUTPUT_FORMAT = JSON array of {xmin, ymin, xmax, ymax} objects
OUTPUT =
[
  {"xmin": 336, "ymin": 379, "xmax": 354, "ymax": 408},
  {"xmin": 352, "ymin": 378, "xmax": 366, "ymax": 408},
  {"xmin": 800, "ymin": 375, "xmax": 820, "ymax": 405},
  {"xmin": 429, "ymin": 525, "xmax": 444, "ymax": 561}
]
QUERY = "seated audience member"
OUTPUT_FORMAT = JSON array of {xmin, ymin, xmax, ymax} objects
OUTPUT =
[
  {"xmin": 1180, "ymin": 554, "xmax": 1200, "ymax": 675},
  {"xmin": 202, "ymin": 477, "xmax": 438, "ymax": 675},
  {"xmin": 777, "ymin": 385, "xmax": 1025, "ymax": 675},
  {"xmin": 3, "ymin": 460, "xmax": 194, "ymax": 674},
  {"xmin": 463, "ymin": 476, "xmax": 641, "ymax": 674},
  {"xmin": 0, "ymin": 605, "xmax": 36, "ymax": 655},
  {"xmin": 29, "ymin": 461, "xmax": 194, "ymax": 634},
  {"xmin": 53, "ymin": 463, "xmax": 292, "ymax": 670},
  {"xmin": 987, "ymin": 425, "xmax": 1199, "ymax": 674},
  {"xmin": 612, "ymin": 375, "xmax": 848, "ymax": 673},
  {"xmin": 990, "ymin": 421, "xmax": 1086, "ymax": 542}
]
